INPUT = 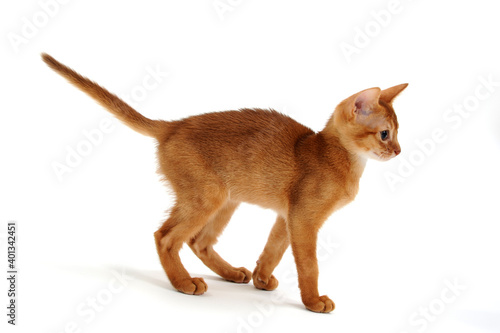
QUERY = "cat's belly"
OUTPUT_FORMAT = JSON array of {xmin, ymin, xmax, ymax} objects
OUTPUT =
[{"xmin": 228, "ymin": 186, "xmax": 289, "ymax": 217}]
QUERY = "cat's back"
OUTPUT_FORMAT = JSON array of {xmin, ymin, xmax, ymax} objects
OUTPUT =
[
  {"xmin": 186, "ymin": 108, "xmax": 308, "ymax": 135},
  {"xmin": 172, "ymin": 108, "xmax": 313, "ymax": 149}
]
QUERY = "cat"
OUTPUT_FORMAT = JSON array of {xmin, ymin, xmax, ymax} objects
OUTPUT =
[{"xmin": 42, "ymin": 53, "xmax": 407, "ymax": 313}]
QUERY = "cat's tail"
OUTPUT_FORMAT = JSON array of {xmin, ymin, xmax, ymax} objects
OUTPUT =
[{"xmin": 41, "ymin": 53, "xmax": 164, "ymax": 138}]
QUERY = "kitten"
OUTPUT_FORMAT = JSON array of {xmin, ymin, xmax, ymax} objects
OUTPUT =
[{"xmin": 42, "ymin": 53, "xmax": 407, "ymax": 313}]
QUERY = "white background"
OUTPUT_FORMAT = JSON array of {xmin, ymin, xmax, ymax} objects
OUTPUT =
[{"xmin": 1, "ymin": 0, "xmax": 500, "ymax": 332}]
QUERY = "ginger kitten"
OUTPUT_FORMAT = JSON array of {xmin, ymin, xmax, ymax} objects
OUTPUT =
[{"xmin": 42, "ymin": 53, "xmax": 407, "ymax": 313}]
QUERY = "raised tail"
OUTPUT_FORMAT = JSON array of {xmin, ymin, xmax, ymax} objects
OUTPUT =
[{"xmin": 42, "ymin": 53, "xmax": 162, "ymax": 138}]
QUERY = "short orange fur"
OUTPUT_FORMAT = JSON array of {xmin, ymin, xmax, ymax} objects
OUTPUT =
[{"xmin": 42, "ymin": 53, "xmax": 407, "ymax": 313}]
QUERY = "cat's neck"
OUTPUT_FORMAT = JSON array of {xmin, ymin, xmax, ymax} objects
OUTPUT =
[
  {"xmin": 349, "ymin": 153, "xmax": 367, "ymax": 181},
  {"xmin": 317, "ymin": 125, "xmax": 367, "ymax": 179}
]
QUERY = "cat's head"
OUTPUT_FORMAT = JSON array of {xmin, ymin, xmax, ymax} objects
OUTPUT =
[{"xmin": 328, "ymin": 84, "xmax": 408, "ymax": 161}]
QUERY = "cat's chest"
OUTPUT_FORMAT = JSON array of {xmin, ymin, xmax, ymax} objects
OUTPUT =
[{"xmin": 322, "ymin": 158, "xmax": 366, "ymax": 213}]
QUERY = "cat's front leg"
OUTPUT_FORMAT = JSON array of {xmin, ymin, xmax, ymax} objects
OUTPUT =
[
  {"xmin": 288, "ymin": 216, "xmax": 335, "ymax": 313},
  {"xmin": 253, "ymin": 215, "xmax": 289, "ymax": 291}
]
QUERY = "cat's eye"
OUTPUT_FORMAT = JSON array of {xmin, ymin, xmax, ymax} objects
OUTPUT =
[{"xmin": 380, "ymin": 130, "xmax": 389, "ymax": 141}]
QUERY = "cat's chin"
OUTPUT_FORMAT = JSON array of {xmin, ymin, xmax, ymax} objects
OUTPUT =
[{"xmin": 367, "ymin": 151, "xmax": 394, "ymax": 162}]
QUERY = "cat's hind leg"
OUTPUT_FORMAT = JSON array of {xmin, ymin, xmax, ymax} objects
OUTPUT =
[
  {"xmin": 154, "ymin": 191, "xmax": 227, "ymax": 295},
  {"xmin": 253, "ymin": 215, "xmax": 289, "ymax": 291},
  {"xmin": 189, "ymin": 200, "xmax": 252, "ymax": 283}
]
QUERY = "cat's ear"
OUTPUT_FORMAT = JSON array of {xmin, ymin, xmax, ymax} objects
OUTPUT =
[
  {"xmin": 352, "ymin": 87, "xmax": 381, "ymax": 117},
  {"xmin": 379, "ymin": 83, "xmax": 408, "ymax": 104}
]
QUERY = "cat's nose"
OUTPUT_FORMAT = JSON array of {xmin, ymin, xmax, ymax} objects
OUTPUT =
[{"xmin": 394, "ymin": 148, "xmax": 401, "ymax": 156}]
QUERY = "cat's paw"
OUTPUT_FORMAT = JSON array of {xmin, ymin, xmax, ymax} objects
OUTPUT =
[
  {"xmin": 174, "ymin": 277, "xmax": 207, "ymax": 295},
  {"xmin": 253, "ymin": 271, "xmax": 279, "ymax": 291},
  {"xmin": 227, "ymin": 267, "xmax": 252, "ymax": 283},
  {"xmin": 303, "ymin": 295, "xmax": 335, "ymax": 313}
]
